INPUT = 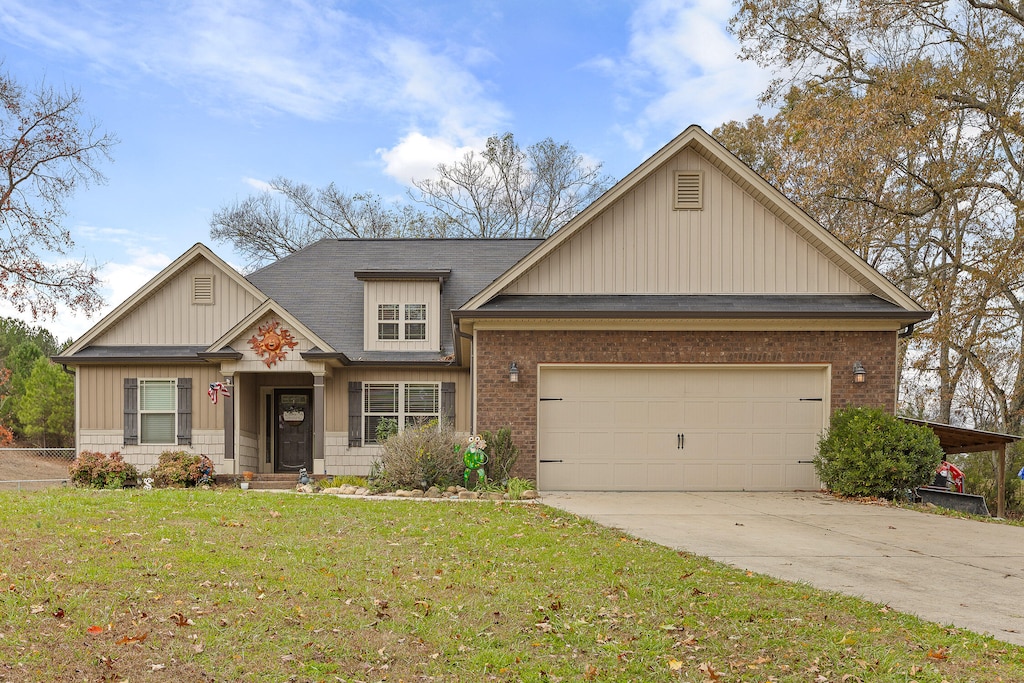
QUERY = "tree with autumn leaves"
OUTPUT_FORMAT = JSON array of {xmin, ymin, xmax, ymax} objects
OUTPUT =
[
  {"xmin": 724, "ymin": 0, "xmax": 1024, "ymax": 435},
  {"xmin": 0, "ymin": 66, "xmax": 113, "ymax": 444}
]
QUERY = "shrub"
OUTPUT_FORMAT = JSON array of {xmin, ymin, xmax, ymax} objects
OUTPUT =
[
  {"xmin": 505, "ymin": 477, "xmax": 536, "ymax": 500},
  {"xmin": 480, "ymin": 427, "xmax": 519, "ymax": 484},
  {"xmin": 375, "ymin": 417, "xmax": 398, "ymax": 444},
  {"xmin": 814, "ymin": 407, "xmax": 944, "ymax": 499},
  {"xmin": 69, "ymin": 450, "xmax": 139, "ymax": 489},
  {"xmin": 375, "ymin": 420, "xmax": 462, "ymax": 490},
  {"xmin": 316, "ymin": 474, "xmax": 367, "ymax": 490},
  {"xmin": 150, "ymin": 451, "xmax": 215, "ymax": 487}
]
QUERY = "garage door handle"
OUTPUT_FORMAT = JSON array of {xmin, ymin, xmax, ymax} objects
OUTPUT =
[
  {"xmin": 540, "ymin": 397, "xmax": 563, "ymax": 401},
  {"xmin": 677, "ymin": 433, "xmax": 684, "ymax": 449},
  {"xmin": 797, "ymin": 460, "xmax": 813, "ymax": 464},
  {"xmin": 540, "ymin": 459, "xmax": 563, "ymax": 463}
]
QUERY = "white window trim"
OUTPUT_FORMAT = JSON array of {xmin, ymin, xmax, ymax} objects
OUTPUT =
[
  {"xmin": 376, "ymin": 303, "xmax": 428, "ymax": 342},
  {"xmin": 139, "ymin": 378, "xmax": 177, "ymax": 445},
  {"xmin": 363, "ymin": 381, "xmax": 440, "ymax": 445}
]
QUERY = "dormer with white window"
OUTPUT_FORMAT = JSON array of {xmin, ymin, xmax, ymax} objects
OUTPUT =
[{"xmin": 357, "ymin": 270, "xmax": 449, "ymax": 352}]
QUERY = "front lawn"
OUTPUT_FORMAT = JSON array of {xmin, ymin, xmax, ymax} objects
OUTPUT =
[{"xmin": 0, "ymin": 489, "xmax": 1020, "ymax": 682}]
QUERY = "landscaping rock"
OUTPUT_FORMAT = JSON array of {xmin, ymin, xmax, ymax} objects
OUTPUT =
[
  {"xmin": 446, "ymin": 486, "xmax": 459, "ymax": 494},
  {"xmin": 296, "ymin": 483, "xmax": 314, "ymax": 494},
  {"xmin": 521, "ymin": 489, "xmax": 539, "ymax": 500},
  {"xmin": 339, "ymin": 484, "xmax": 357, "ymax": 495},
  {"xmin": 410, "ymin": 489, "xmax": 425, "ymax": 497},
  {"xmin": 393, "ymin": 489, "xmax": 413, "ymax": 497},
  {"xmin": 484, "ymin": 492, "xmax": 505, "ymax": 501},
  {"xmin": 354, "ymin": 487, "xmax": 370, "ymax": 496},
  {"xmin": 458, "ymin": 491, "xmax": 480, "ymax": 500},
  {"xmin": 424, "ymin": 486, "xmax": 442, "ymax": 498}
]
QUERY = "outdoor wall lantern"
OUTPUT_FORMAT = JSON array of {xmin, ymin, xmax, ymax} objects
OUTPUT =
[
  {"xmin": 509, "ymin": 361, "xmax": 520, "ymax": 383},
  {"xmin": 853, "ymin": 360, "xmax": 867, "ymax": 384}
]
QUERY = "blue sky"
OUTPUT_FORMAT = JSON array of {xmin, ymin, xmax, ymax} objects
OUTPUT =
[{"xmin": 0, "ymin": 0, "xmax": 772, "ymax": 342}]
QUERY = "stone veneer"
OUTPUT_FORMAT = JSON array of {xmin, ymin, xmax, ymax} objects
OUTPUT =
[{"xmin": 475, "ymin": 329, "xmax": 897, "ymax": 482}]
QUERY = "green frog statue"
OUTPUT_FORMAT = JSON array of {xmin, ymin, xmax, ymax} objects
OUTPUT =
[{"xmin": 455, "ymin": 434, "xmax": 488, "ymax": 488}]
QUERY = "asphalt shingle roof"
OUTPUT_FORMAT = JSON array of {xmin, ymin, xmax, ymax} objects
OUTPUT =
[{"xmin": 245, "ymin": 238, "xmax": 543, "ymax": 361}]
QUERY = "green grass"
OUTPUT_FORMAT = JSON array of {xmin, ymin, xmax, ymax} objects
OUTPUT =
[{"xmin": 1, "ymin": 489, "xmax": 1022, "ymax": 682}]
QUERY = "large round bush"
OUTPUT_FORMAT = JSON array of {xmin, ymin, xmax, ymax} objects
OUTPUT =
[{"xmin": 814, "ymin": 407, "xmax": 944, "ymax": 499}]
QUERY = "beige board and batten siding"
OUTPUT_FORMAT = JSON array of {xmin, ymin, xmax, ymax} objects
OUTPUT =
[
  {"xmin": 537, "ymin": 365, "xmax": 827, "ymax": 491},
  {"xmin": 77, "ymin": 364, "xmax": 224, "ymax": 432},
  {"xmin": 93, "ymin": 257, "xmax": 264, "ymax": 346},
  {"xmin": 504, "ymin": 148, "xmax": 869, "ymax": 296},
  {"xmin": 363, "ymin": 280, "xmax": 441, "ymax": 352}
]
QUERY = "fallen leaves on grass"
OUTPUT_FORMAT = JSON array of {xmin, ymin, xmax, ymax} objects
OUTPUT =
[
  {"xmin": 171, "ymin": 612, "xmax": 194, "ymax": 627},
  {"xmin": 86, "ymin": 625, "xmax": 104, "ymax": 635},
  {"xmin": 927, "ymin": 646, "xmax": 949, "ymax": 661},
  {"xmin": 699, "ymin": 661, "xmax": 721, "ymax": 681},
  {"xmin": 115, "ymin": 632, "xmax": 149, "ymax": 645}
]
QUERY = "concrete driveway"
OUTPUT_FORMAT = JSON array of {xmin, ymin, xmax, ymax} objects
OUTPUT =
[{"xmin": 542, "ymin": 491, "xmax": 1024, "ymax": 646}]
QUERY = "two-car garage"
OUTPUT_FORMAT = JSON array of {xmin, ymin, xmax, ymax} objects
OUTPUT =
[{"xmin": 536, "ymin": 365, "xmax": 828, "ymax": 491}]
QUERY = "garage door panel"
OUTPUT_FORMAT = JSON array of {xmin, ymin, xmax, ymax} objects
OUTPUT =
[
  {"xmin": 538, "ymin": 366, "xmax": 826, "ymax": 491},
  {"xmin": 719, "ymin": 401, "xmax": 752, "ymax": 424}
]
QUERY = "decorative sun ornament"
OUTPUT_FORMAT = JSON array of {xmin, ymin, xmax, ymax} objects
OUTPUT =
[{"xmin": 248, "ymin": 320, "xmax": 298, "ymax": 367}]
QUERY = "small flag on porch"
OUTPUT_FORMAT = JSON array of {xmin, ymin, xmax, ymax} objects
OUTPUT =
[{"xmin": 208, "ymin": 382, "xmax": 231, "ymax": 404}]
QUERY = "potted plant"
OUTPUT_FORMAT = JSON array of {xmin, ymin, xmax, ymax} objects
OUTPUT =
[{"xmin": 242, "ymin": 471, "xmax": 254, "ymax": 490}]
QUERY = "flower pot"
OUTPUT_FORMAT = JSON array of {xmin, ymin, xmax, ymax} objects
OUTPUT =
[{"xmin": 240, "ymin": 482, "xmax": 249, "ymax": 490}]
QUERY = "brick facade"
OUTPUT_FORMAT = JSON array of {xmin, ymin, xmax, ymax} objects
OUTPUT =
[{"xmin": 475, "ymin": 329, "xmax": 897, "ymax": 481}]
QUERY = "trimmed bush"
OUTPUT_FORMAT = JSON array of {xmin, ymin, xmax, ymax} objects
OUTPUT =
[
  {"xmin": 373, "ymin": 420, "xmax": 462, "ymax": 490},
  {"xmin": 69, "ymin": 451, "xmax": 139, "ymax": 489},
  {"xmin": 149, "ymin": 451, "xmax": 215, "ymax": 487},
  {"xmin": 815, "ymin": 407, "xmax": 944, "ymax": 499},
  {"xmin": 480, "ymin": 426, "xmax": 520, "ymax": 484}
]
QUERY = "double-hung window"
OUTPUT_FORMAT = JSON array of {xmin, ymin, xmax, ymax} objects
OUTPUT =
[
  {"xmin": 140, "ymin": 379, "xmax": 177, "ymax": 444},
  {"xmin": 363, "ymin": 382, "xmax": 440, "ymax": 444},
  {"xmin": 377, "ymin": 303, "xmax": 427, "ymax": 342}
]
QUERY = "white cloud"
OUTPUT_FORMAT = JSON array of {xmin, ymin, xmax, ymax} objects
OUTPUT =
[
  {"xmin": 596, "ymin": 0, "xmax": 773, "ymax": 149},
  {"xmin": 242, "ymin": 177, "xmax": 275, "ymax": 193},
  {"xmin": 377, "ymin": 132, "xmax": 482, "ymax": 186},
  {"xmin": 0, "ymin": 0, "xmax": 507, "ymax": 129}
]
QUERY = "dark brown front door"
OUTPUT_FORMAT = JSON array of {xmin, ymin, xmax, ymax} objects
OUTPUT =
[{"xmin": 275, "ymin": 389, "xmax": 312, "ymax": 472}]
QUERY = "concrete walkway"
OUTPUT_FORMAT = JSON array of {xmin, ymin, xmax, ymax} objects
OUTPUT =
[{"xmin": 543, "ymin": 491, "xmax": 1024, "ymax": 646}]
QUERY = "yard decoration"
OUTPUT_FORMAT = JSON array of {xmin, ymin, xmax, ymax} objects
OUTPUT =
[
  {"xmin": 455, "ymin": 434, "xmax": 488, "ymax": 488},
  {"xmin": 248, "ymin": 320, "xmax": 298, "ymax": 367}
]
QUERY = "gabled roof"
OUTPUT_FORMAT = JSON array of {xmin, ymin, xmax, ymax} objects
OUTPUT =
[
  {"xmin": 206, "ymin": 299, "xmax": 335, "ymax": 355},
  {"xmin": 61, "ymin": 243, "xmax": 267, "ymax": 357},
  {"xmin": 461, "ymin": 125, "xmax": 926, "ymax": 315},
  {"xmin": 245, "ymin": 238, "xmax": 542, "ymax": 362}
]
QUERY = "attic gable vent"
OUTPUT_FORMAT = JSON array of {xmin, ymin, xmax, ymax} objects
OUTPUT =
[
  {"xmin": 192, "ymin": 276, "xmax": 214, "ymax": 305},
  {"xmin": 673, "ymin": 171, "xmax": 703, "ymax": 210}
]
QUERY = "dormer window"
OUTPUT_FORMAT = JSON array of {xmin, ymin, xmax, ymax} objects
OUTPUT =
[
  {"xmin": 377, "ymin": 303, "xmax": 427, "ymax": 342},
  {"xmin": 358, "ymin": 269, "xmax": 449, "ymax": 352}
]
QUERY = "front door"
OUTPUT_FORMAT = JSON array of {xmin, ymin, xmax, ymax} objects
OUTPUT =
[{"xmin": 275, "ymin": 389, "xmax": 313, "ymax": 472}]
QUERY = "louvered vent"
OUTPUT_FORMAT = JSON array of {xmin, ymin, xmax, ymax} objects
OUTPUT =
[
  {"xmin": 193, "ymin": 276, "xmax": 214, "ymax": 305},
  {"xmin": 674, "ymin": 171, "xmax": 703, "ymax": 210}
]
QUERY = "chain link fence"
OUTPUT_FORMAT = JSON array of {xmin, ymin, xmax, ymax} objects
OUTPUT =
[{"xmin": 0, "ymin": 447, "xmax": 75, "ymax": 490}]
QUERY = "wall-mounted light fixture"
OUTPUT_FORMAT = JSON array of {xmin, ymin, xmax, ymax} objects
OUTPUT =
[
  {"xmin": 509, "ymin": 361, "xmax": 519, "ymax": 383},
  {"xmin": 852, "ymin": 360, "xmax": 866, "ymax": 384}
]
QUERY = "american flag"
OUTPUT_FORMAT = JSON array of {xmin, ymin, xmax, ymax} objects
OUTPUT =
[{"xmin": 208, "ymin": 382, "xmax": 231, "ymax": 404}]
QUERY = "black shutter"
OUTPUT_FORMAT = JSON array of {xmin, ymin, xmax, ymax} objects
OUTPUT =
[
  {"xmin": 441, "ymin": 382, "xmax": 455, "ymax": 427},
  {"xmin": 177, "ymin": 377, "xmax": 192, "ymax": 445},
  {"xmin": 123, "ymin": 378, "xmax": 138, "ymax": 445},
  {"xmin": 348, "ymin": 381, "xmax": 362, "ymax": 447}
]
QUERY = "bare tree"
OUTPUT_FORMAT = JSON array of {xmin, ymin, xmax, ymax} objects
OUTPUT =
[
  {"xmin": 210, "ymin": 177, "xmax": 441, "ymax": 270},
  {"xmin": 410, "ymin": 133, "xmax": 613, "ymax": 238},
  {"xmin": 0, "ymin": 68, "xmax": 116, "ymax": 319}
]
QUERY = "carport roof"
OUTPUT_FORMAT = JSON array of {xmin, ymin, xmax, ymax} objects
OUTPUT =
[{"xmin": 900, "ymin": 417, "xmax": 1021, "ymax": 454}]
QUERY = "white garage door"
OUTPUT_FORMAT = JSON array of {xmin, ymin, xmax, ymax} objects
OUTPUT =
[{"xmin": 537, "ymin": 365, "xmax": 827, "ymax": 491}]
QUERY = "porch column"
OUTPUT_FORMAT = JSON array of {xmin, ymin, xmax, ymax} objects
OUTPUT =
[
  {"xmin": 998, "ymin": 443, "xmax": 1006, "ymax": 519},
  {"xmin": 223, "ymin": 375, "xmax": 235, "ymax": 464},
  {"xmin": 313, "ymin": 374, "xmax": 325, "ymax": 468}
]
